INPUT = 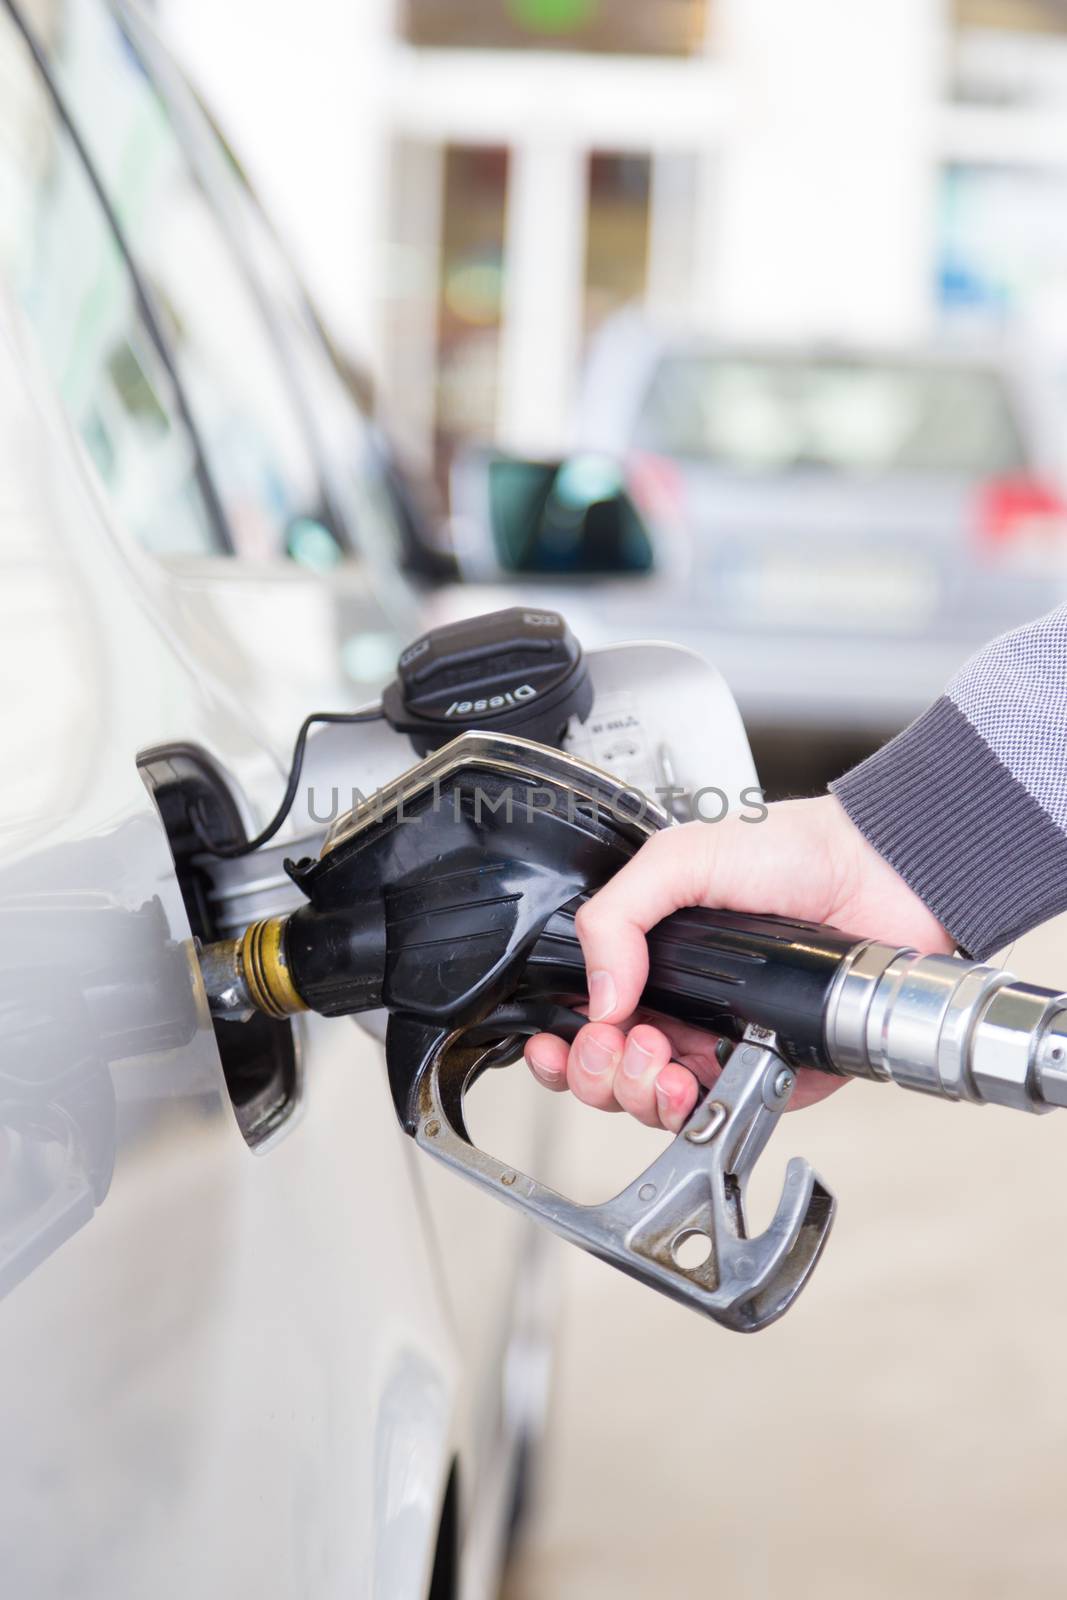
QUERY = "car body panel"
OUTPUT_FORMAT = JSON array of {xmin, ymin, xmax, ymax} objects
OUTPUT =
[
  {"xmin": 0, "ymin": 0, "xmax": 543, "ymax": 1582},
  {"xmin": 0, "ymin": 282, "xmax": 478, "ymax": 1597},
  {"xmin": 0, "ymin": 272, "xmax": 761, "ymax": 1591},
  {"xmin": 0, "ymin": 10, "xmax": 767, "ymax": 1594}
]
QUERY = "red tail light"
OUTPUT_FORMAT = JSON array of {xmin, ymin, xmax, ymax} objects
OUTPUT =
[
  {"xmin": 626, "ymin": 451, "xmax": 685, "ymax": 524},
  {"xmin": 977, "ymin": 475, "xmax": 1067, "ymax": 557}
]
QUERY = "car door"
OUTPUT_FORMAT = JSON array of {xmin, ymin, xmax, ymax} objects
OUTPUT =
[
  {"xmin": 42, "ymin": 0, "xmax": 554, "ymax": 1493},
  {"xmin": 0, "ymin": 8, "xmax": 497, "ymax": 1594}
]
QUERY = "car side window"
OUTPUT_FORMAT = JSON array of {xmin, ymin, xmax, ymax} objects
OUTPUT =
[
  {"xmin": 33, "ymin": 0, "xmax": 323, "ymax": 563},
  {"xmin": 0, "ymin": 9, "xmax": 221, "ymax": 557}
]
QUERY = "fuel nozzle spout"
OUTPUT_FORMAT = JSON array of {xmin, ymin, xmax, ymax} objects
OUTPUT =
[
  {"xmin": 201, "ymin": 894, "xmax": 388, "ymax": 1026},
  {"xmin": 201, "ymin": 919, "xmax": 307, "ymax": 1023}
]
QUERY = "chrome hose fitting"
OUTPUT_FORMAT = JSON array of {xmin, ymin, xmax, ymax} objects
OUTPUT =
[
  {"xmin": 198, "ymin": 937, "xmax": 254, "ymax": 1022},
  {"xmin": 200, "ymin": 917, "xmax": 307, "ymax": 1023},
  {"xmin": 824, "ymin": 943, "xmax": 1067, "ymax": 1114}
]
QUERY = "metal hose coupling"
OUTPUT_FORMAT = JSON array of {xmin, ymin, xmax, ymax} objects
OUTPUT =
[
  {"xmin": 824, "ymin": 943, "xmax": 1067, "ymax": 1113},
  {"xmin": 200, "ymin": 918, "xmax": 307, "ymax": 1023}
]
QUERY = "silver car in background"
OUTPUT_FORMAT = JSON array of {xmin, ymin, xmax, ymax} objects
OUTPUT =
[
  {"xmin": 450, "ymin": 315, "xmax": 1067, "ymax": 784},
  {"xmin": 580, "ymin": 317, "xmax": 1067, "ymax": 742}
]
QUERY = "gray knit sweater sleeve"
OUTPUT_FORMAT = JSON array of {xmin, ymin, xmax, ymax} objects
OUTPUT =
[{"xmin": 829, "ymin": 605, "xmax": 1067, "ymax": 960}]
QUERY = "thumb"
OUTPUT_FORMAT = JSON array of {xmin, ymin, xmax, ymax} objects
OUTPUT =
[{"xmin": 574, "ymin": 825, "xmax": 716, "ymax": 1022}]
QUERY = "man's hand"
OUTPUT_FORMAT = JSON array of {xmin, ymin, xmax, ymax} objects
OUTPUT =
[{"xmin": 523, "ymin": 795, "xmax": 953, "ymax": 1132}]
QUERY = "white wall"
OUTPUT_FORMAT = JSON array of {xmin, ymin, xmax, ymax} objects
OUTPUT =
[
  {"xmin": 701, "ymin": 0, "xmax": 944, "ymax": 344},
  {"xmin": 161, "ymin": 0, "xmax": 397, "ymax": 372}
]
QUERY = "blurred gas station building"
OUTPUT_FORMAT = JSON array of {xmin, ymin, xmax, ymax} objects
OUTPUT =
[{"xmin": 164, "ymin": 0, "xmax": 1067, "ymax": 478}]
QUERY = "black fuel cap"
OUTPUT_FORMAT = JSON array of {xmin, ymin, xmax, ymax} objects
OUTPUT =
[{"xmin": 382, "ymin": 606, "xmax": 593, "ymax": 756}]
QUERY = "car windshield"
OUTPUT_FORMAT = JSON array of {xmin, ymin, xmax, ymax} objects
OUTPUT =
[
  {"xmin": 121, "ymin": 2, "xmax": 424, "ymax": 612},
  {"xmin": 0, "ymin": 6, "xmax": 222, "ymax": 557},
  {"xmin": 635, "ymin": 353, "xmax": 1026, "ymax": 476},
  {"xmin": 29, "ymin": 0, "xmax": 326, "ymax": 559}
]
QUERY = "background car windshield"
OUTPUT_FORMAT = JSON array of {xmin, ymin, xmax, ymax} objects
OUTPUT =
[{"xmin": 636, "ymin": 354, "xmax": 1026, "ymax": 475}]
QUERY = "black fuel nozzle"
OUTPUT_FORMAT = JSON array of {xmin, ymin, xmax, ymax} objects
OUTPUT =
[
  {"xmin": 198, "ymin": 731, "xmax": 850, "ymax": 1332},
  {"xmin": 200, "ymin": 732, "xmax": 858, "ymax": 1114},
  {"xmin": 198, "ymin": 728, "xmax": 1067, "ymax": 1333}
]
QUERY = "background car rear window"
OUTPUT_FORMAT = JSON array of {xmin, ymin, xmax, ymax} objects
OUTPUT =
[
  {"xmin": 0, "ymin": 7, "xmax": 219, "ymax": 557},
  {"xmin": 33, "ymin": 0, "xmax": 323, "ymax": 562},
  {"xmin": 636, "ymin": 353, "xmax": 1026, "ymax": 476}
]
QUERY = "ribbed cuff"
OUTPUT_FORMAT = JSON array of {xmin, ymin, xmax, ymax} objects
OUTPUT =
[{"xmin": 830, "ymin": 696, "xmax": 1067, "ymax": 960}]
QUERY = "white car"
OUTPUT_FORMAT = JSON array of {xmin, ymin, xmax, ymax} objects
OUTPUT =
[{"xmin": 0, "ymin": 2, "xmax": 552, "ymax": 1592}]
